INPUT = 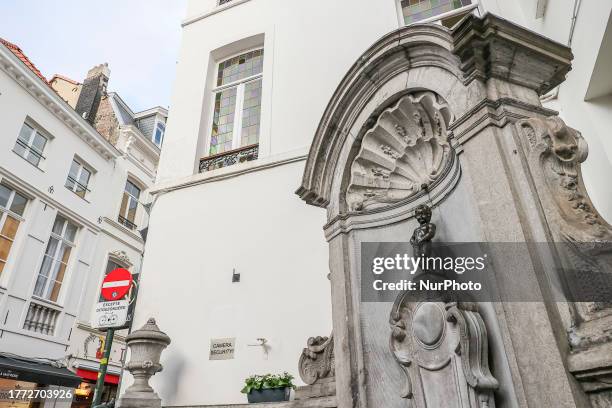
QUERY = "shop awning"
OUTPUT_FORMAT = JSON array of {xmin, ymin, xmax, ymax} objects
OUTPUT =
[
  {"xmin": 0, "ymin": 355, "xmax": 81, "ymax": 387},
  {"xmin": 76, "ymin": 368, "xmax": 120, "ymax": 385}
]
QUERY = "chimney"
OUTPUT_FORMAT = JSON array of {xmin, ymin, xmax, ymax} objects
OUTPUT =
[{"xmin": 75, "ymin": 63, "xmax": 110, "ymax": 124}]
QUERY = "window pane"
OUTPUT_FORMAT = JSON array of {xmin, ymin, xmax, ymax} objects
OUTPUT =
[
  {"xmin": 0, "ymin": 185, "xmax": 11, "ymax": 208},
  {"xmin": 79, "ymin": 167, "xmax": 91, "ymax": 187},
  {"xmin": 127, "ymin": 197, "xmax": 138, "ymax": 222},
  {"xmin": 52, "ymin": 216, "xmax": 65, "ymax": 235},
  {"xmin": 17, "ymin": 123, "xmax": 34, "ymax": 144},
  {"xmin": 75, "ymin": 183, "xmax": 87, "ymax": 198},
  {"xmin": 45, "ymin": 237, "xmax": 60, "ymax": 257},
  {"xmin": 0, "ymin": 237, "xmax": 13, "ymax": 261},
  {"xmin": 31, "ymin": 133, "xmax": 47, "ymax": 153},
  {"xmin": 13, "ymin": 139, "xmax": 27, "ymax": 158},
  {"xmin": 120, "ymin": 192, "xmax": 129, "ymax": 218},
  {"xmin": 126, "ymin": 180, "xmax": 141, "ymax": 199},
  {"xmin": 9, "ymin": 193, "xmax": 27, "ymax": 216},
  {"xmin": 33, "ymin": 273, "xmax": 48, "ymax": 297},
  {"xmin": 1, "ymin": 216, "xmax": 20, "ymax": 240},
  {"xmin": 25, "ymin": 150, "xmax": 42, "ymax": 167},
  {"xmin": 64, "ymin": 222, "xmax": 78, "ymax": 242},
  {"xmin": 68, "ymin": 160, "xmax": 80, "ymax": 180},
  {"xmin": 210, "ymin": 87, "xmax": 237, "ymax": 155},
  {"xmin": 241, "ymin": 79, "xmax": 263, "ymax": 147},
  {"xmin": 48, "ymin": 279, "xmax": 63, "ymax": 302},
  {"xmin": 217, "ymin": 49, "xmax": 264, "ymax": 87},
  {"xmin": 400, "ymin": 0, "xmax": 471, "ymax": 24}
]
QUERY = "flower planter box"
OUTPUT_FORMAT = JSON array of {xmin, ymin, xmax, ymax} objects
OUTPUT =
[{"xmin": 246, "ymin": 387, "xmax": 290, "ymax": 403}]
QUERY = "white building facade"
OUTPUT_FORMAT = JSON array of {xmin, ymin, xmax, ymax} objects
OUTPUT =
[
  {"xmin": 0, "ymin": 40, "xmax": 164, "ymax": 408},
  {"xmin": 131, "ymin": 0, "xmax": 612, "ymax": 406}
]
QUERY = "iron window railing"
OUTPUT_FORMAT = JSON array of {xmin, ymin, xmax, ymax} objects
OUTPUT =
[
  {"xmin": 199, "ymin": 144, "xmax": 259, "ymax": 173},
  {"xmin": 118, "ymin": 215, "xmax": 138, "ymax": 230}
]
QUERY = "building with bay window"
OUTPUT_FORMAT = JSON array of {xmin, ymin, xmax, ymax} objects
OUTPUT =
[
  {"xmin": 130, "ymin": 0, "xmax": 612, "ymax": 406},
  {"xmin": 0, "ymin": 38, "xmax": 165, "ymax": 408}
]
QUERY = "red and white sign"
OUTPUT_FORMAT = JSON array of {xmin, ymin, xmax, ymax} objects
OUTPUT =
[{"xmin": 101, "ymin": 268, "xmax": 133, "ymax": 301}]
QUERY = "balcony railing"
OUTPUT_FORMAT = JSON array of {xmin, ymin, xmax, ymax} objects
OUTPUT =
[
  {"xmin": 199, "ymin": 144, "xmax": 259, "ymax": 173},
  {"xmin": 23, "ymin": 301, "xmax": 60, "ymax": 335},
  {"xmin": 118, "ymin": 215, "xmax": 137, "ymax": 230}
]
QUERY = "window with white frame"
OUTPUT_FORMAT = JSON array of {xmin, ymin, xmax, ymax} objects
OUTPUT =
[
  {"xmin": 34, "ymin": 215, "xmax": 78, "ymax": 302},
  {"xmin": 118, "ymin": 179, "xmax": 141, "ymax": 230},
  {"xmin": 14, "ymin": 122, "xmax": 48, "ymax": 168},
  {"xmin": 208, "ymin": 48, "xmax": 264, "ymax": 156},
  {"xmin": 0, "ymin": 183, "xmax": 27, "ymax": 276},
  {"xmin": 65, "ymin": 158, "xmax": 93, "ymax": 199},
  {"xmin": 153, "ymin": 121, "xmax": 165, "ymax": 147},
  {"xmin": 400, "ymin": 0, "xmax": 477, "ymax": 27}
]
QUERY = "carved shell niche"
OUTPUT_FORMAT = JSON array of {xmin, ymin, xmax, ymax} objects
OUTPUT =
[{"xmin": 346, "ymin": 91, "xmax": 454, "ymax": 211}]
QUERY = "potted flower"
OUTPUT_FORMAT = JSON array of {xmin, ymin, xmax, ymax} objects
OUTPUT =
[{"xmin": 241, "ymin": 372, "xmax": 295, "ymax": 403}]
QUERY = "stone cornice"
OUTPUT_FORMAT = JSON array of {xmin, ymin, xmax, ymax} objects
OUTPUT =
[
  {"xmin": 0, "ymin": 43, "xmax": 120, "ymax": 161},
  {"xmin": 451, "ymin": 13, "xmax": 573, "ymax": 95}
]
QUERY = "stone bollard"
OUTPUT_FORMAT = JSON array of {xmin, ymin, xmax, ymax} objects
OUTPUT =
[{"xmin": 117, "ymin": 318, "xmax": 171, "ymax": 408}]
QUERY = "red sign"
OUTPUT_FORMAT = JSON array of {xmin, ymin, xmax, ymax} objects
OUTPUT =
[{"xmin": 101, "ymin": 268, "xmax": 133, "ymax": 301}]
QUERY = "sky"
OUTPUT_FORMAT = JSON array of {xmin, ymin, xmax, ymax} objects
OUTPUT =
[{"xmin": 0, "ymin": 0, "xmax": 187, "ymax": 112}]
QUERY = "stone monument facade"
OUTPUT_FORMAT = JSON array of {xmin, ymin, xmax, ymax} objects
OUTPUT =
[{"xmin": 297, "ymin": 13, "xmax": 611, "ymax": 408}]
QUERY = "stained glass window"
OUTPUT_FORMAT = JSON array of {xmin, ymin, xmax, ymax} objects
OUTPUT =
[
  {"xmin": 400, "ymin": 0, "xmax": 472, "ymax": 25},
  {"xmin": 241, "ymin": 79, "xmax": 262, "ymax": 147},
  {"xmin": 209, "ymin": 49, "xmax": 264, "ymax": 157},
  {"xmin": 216, "ymin": 49, "xmax": 263, "ymax": 87},
  {"xmin": 210, "ymin": 87, "xmax": 237, "ymax": 155}
]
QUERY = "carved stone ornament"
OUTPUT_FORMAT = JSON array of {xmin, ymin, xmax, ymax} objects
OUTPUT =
[
  {"xmin": 346, "ymin": 92, "xmax": 454, "ymax": 211},
  {"xmin": 518, "ymin": 117, "xmax": 612, "ymax": 404},
  {"xmin": 298, "ymin": 334, "xmax": 335, "ymax": 385},
  {"xmin": 517, "ymin": 116, "xmax": 612, "ymax": 242},
  {"xmin": 517, "ymin": 117, "xmax": 612, "ymax": 318},
  {"xmin": 390, "ymin": 299, "xmax": 498, "ymax": 407},
  {"xmin": 110, "ymin": 250, "xmax": 133, "ymax": 268}
]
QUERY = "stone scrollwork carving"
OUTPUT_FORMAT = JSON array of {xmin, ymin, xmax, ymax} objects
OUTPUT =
[
  {"xmin": 346, "ymin": 92, "xmax": 454, "ymax": 211},
  {"xmin": 390, "ymin": 299, "xmax": 498, "ymax": 407},
  {"xmin": 110, "ymin": 250, "xmax": 133, "ymax": 268},
  {"xmin": 517, "ymin": 116, "xmax": 612, "ymax": 317},
  {"xmin": 298, "ymin": 334, "xmax": 335, "ymax": 385},
  {"xmin": 517, "ymin": 116, "xmax": 612, "ymax": 242}
]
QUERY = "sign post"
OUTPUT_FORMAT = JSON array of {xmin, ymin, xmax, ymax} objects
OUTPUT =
[{"xmin": 91, "ymin": 268, "xmax": 133, "ymax": 407}]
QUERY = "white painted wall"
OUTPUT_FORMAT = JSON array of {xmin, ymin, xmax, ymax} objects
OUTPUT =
[{"xmin": 133, "ymin": 0, "xmax": 612, "ymax": 406}]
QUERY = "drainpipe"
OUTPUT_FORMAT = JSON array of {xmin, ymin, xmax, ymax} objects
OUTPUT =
[{"xmin": 541, "ymin": 0, "xmax": 582, "ymax": 103}]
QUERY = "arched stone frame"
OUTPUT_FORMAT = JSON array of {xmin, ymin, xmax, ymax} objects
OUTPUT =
[{"xmin": 294, "ymin": 13, "xmax": 607, "ymax": 408}]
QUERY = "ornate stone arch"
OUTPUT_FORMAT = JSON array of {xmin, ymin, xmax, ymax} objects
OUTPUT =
[{"xmin": 296, "ymin": 24, "xmax": 470, "ymax": 214}]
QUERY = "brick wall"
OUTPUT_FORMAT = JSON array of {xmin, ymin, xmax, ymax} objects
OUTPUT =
[{"xmin": 94, "ymin": 95, "xmax": 120, "ymax": 146}]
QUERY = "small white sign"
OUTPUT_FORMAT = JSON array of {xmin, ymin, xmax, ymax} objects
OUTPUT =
[
  {"xmin": 93, "ymin": 300, "xmax": 129, "ymax": 329},
  {"xmin": 209, "ymin": 338, "xmax": 236, "ymax": 360}
]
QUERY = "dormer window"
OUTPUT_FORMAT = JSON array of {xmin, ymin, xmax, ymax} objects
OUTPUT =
[{"xmin": 153, "ymin": 121, "xmax": 165, "ymax": 147}]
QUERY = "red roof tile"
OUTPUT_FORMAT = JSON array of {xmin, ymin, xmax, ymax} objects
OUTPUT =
[{"xmin": 0, "ymin": 38, "xmax": 50, "ymax": 85}]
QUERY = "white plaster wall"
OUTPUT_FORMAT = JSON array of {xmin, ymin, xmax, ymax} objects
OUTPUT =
[{"xmin": 132, "ymin": 160, "xmax": 332, "ymax": 405}]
